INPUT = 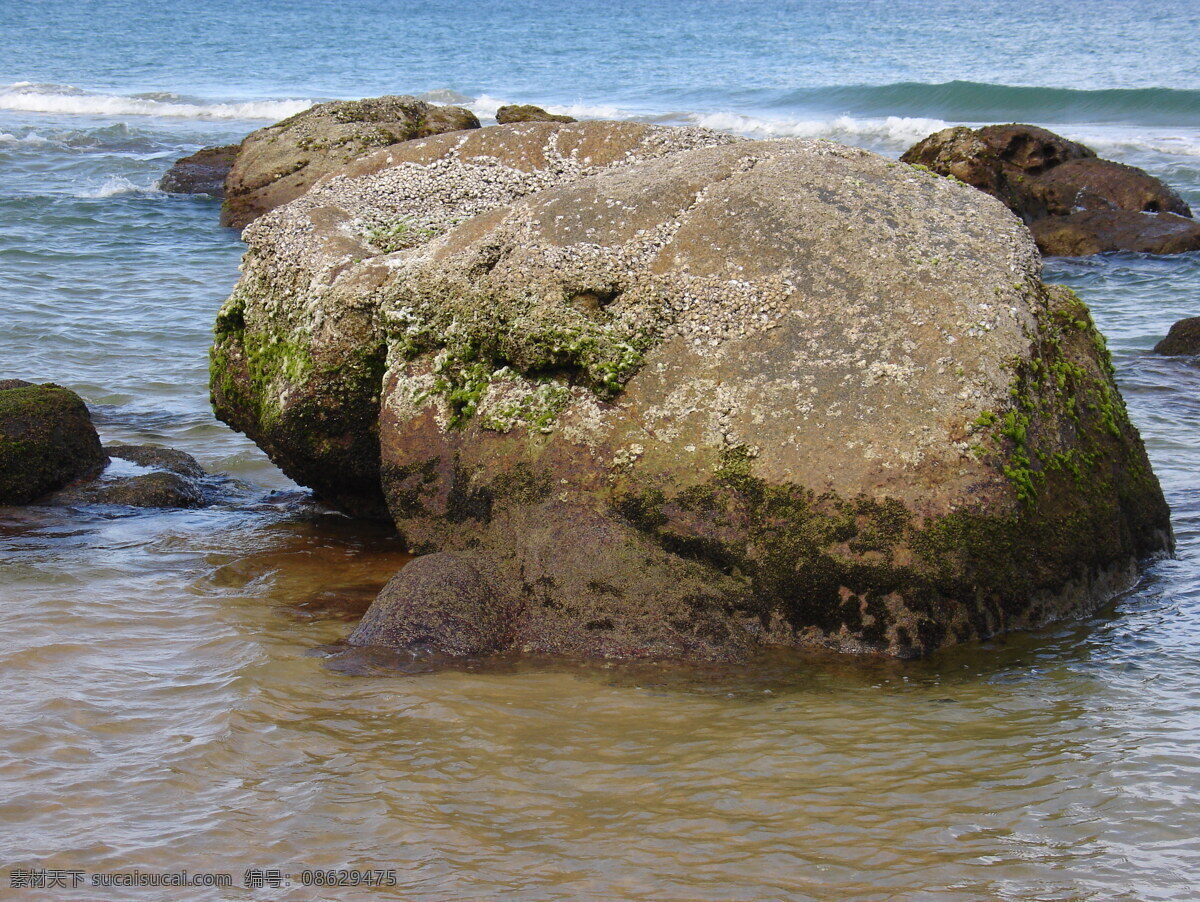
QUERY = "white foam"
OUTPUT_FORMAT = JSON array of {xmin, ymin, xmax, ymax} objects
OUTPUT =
[
  {"xmin": 103, "ymin": 457, "xmax": 157, "ymax": 478},
  {"xmin": 0, "ymin": 130, "xmax": 51, "ymax": 146},
  {"xmin": 688, "ymin": 111, "xmax": 949, "ymax": 149},
  {"xmin": 77, "ymin": 176, "xmax": 162, "ymax": 198},
  {"xmin": 467, "ymin": 94, "xmax": 623, "ymax": 123},
  {"xmin": 0, "ymin": 87, "xmax": 313, "ymax": 121},
  {"xmin": 467, "ymin": 94, "xmax": 507, "ymax": 118},
  {"xmin": 1054, "ymin": 127, "xmax": 1200, "ymax": 159},
  {"xmin": 543, "ymin": 101, "xmax": 624, "ymax": 120}
]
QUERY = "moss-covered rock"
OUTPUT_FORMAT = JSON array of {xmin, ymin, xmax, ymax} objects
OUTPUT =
[
  {"xmin": 212, "ymin": 128, "xmax": 1172, "ymax": 662},
  {"xmin": 0, "ymin": 381, "xmax": 107, "ymax": 504},
  {"xmin": 495, "ymin": 104, "xmax": 576, "ymax": 124}
]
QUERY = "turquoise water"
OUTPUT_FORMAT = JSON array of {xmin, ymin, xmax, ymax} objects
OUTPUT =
[{"xmin": 2, "ymin": 2, "xmax": 1200, "ymax": 898}]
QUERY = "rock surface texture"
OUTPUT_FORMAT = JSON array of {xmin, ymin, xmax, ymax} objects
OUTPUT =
[
  {"xmin": 159, "ymin": 144, "xmax": 239, "ymax": 196},
  {"xmin": 902, "ymin": 124, "xmax": 1200, "ymax": 256},
  {"xmin": 0, "ymin": 381, "xmax": 108, "ymax": 504},
  {"xmin": 220, "ymin": 95, "xmax": 481, "ymax": 230},
  {"xmin": 212, "ymin": 125, "xmax": 1173, "ymax": 661},
  {"xmin": 1154, "ymin": 316, "xmax": 1200, "ymax": 356}
]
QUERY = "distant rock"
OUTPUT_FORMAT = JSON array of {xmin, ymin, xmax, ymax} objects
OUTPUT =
[
  {"xmin": 495, "ymin": 104, "xmax": 576, "ymax": 124},
  {"xmin": 159, "ymin": 144, "xmax": 239, "ymax": 197},
  {"xmin": 902, "ymin": 124, "xmax": 1196, "ymax": 256},
  {"xmin": 1154, "ymin": 316, "xmax": 1200, "ymax": 356},
  {"xmin": 1028, "ymin": 157, "xmax": 1191, "ymax": 219},
  {"xmin": 220, "ymin": 95, "xmax": 481, "ymax": 230},
  {"xmin": 0, "ymin": 381, "xmax": 108, "ymax": 504},
  {"xmin": 418, "ymin": 89, "xmax": 474, "ymax": 105}
]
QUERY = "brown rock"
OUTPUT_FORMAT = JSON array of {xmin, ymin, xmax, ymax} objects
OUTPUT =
[
  {"xmin": 1154, "ymin": 316, "xmax": 1200, "ymax": 356},
  {"xmin": 495, "ymin": 104, "xmax": 576, "ymax": 124},
  {"xmin": 219, "ymin": 95, "xmax": 481, "ymax": 230},
  {"xmin": 901, "ymin": 124, "xmax": 1095, "ymax": 219},
  {"xmin": 901, "ymin": 123, "xmax": 1195, "ymax": 256},
  {"xmin": 348, "ymin": 552, "xmax": 512, "ymax": 656},
  {"xmin": 1028, "ymin": 157, "xmax": 1191, "ymax": 218},
  {"xmin": 49, "ymin": 470, "xmax": 205, "ymax": 509},
  {"xmin": 359, "ymin": 139, "xmax": 1169, "ymax": 660},
  {"xmin": 159, "ymin": 144, "xmax": 239, "ymax": 197},
  {"xmin": 215, "ymin": 130, "xmax": 1172, "ymax": 662},
  {"xmin": 1031, "ymin": 210, "xmax": 1200, "ymax": 256}
]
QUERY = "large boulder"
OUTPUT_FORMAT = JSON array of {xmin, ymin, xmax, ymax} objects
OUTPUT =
[
  {"xmin": 219, "ymin": 95, "xmax": 482, "ymax": 230},
  {"xmin": 159, "ymin": 144, "xmax": 239, "ymax": 197},
  {"xmin": 213, "ymin": 132, "xmax": 1172, "ymax": 661},
  {"xmin": 0, "ymin": 381, "xmax": 108, "ymax": 504},
  {"xmin": 210, "ymin": 121, "xmax": 737, "ymax": 517},
  {"xmin": 901, "ymin": 124, "xmax": 1196, "ymax": 256},
  {"xmin": 348, "ymin": 139, "xmax": 1168, "ymax": 660}
]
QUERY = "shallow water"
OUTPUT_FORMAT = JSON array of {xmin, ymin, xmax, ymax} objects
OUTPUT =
[{"xmin": 4, "ymin": 1, "xmax": 1200, "ymax": 898}]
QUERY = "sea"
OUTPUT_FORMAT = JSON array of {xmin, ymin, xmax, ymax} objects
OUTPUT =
[{"xmin": 2, "ymin": 1, "xmax": 1199, "ymax": 898}]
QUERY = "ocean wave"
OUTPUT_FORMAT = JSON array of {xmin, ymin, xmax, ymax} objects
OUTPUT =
[
  {"xmin": 0, "ymin": 83, "xmax": 314, "ymax": 121},
  {"xmin": 769, "ymin": 81, "xmax": 1200, "ymax": 128}
]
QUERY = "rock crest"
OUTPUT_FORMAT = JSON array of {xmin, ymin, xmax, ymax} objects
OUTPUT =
[{"xmin": 220, "ymin": 95, "xmax": 481, "ymax": 230}]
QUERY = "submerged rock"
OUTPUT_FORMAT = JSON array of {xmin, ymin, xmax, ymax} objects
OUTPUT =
[
  {"xmin": 213, "ymin": 130, "xmax": 1173, "ymax": 661},
  {"xmin": 159, "ymin": 144, "xmax": 239, "ymax": 197},
  {"xmin": 210, "ymin": 120, "xmax": 737, "ymax": 518},
  {"xmin": 349, "ymin": 552, "xmax": 512, "ymax": 656},
  {"xmin": 495, "ymin": 104, "xmax": 576, "ymax": 124},
  {"xmin": 104, "ymin": 443, "xmax": 207, "ymax": 478},
  {"xmin": 1154, "ymin": 316, "xmax": 1200, "ymax": 356},
  {"xmin": 220, "ymin": 95, "xmax": 482, "ymax": 230},
  {"xmin": 901, "ymin": 124, "xmax": 1196, "ymax": 256},
  {"xmin": 50, "ymin": 469, "xmax": 206, "ymax": 508},
  {"xmin": 43, "ymin": 444, "xmax": 228, "ymax": 509},
  {"xmin": 0, "ymin": 381, "xmax": 107, "ymax": 505}
]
